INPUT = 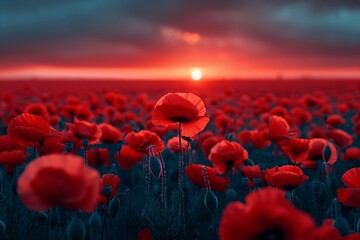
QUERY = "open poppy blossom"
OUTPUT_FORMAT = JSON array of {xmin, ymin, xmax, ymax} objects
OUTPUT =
[
  {"xmin": 301, "ymin": 138, "xmax": 338, "ymax": 169},
  {"xmin": 326, "ymin": 114, "xmax": 346, "ymax": 127},
  {"xmin": 98, "ymin": 174, "xmax": 120, "ymax": 204},
  {"xmin": 264, "ymin": 165, "xmax": 308, "ymax": 191},
  {"xmin": 151, "ymin": 92, "xmax": 210, "ymax": 137},
  {"xmin": 24, "ymin": 103, "xmax": 48, "ymax": 119},
  {"xmin": 237, "ymin": 130, "xmax": 271, "ymax": 150},
  {"xmin": 66, "ymin": 118, "xmax": 102, "ymax": 144},
  {"xmin": 326, "ymin": 129, "xmax": 353, "ymax": 148},
  {"xmin": 209, "ymin": 140, "xmax": 248, "ymax": 174},
  {"xmin": 17, "ymin": 154, "xmax": 100, "ymax": 212},
  {"xmin": 341, "ymin": 147, "xmax": 360, "ymax": 161},
  {"xmin": 219, "ymin": 188, "xmax": 315, "ymax": 240},
  {"xmin": 166, "ymin": 136, "xmax": 191, "ymax": 153},
  {"xmin": 115, "ymin": 145, "xmax": 143, "ymax": 169},
  {"xmin": 201, "ymin": 136, "xmax": 223, "ymax": 159},
  {"xmin": 8, "ymin": 113, "xmax": 59, "ymax": 143},
  {"xmin": 240, "ymin": 165, "xmax": 262, "ymax": 187},
  {"xmin": 337, "ymin": 168, "xmax": 360, "ymax": 207},
  {"xmin": 124, "ymin": 130, "xmax": 164, "ymax": 155},
  {"xmin": 0, "ymin": 135, "xmax": 26, "ymax": 152},
  {"xmin": 185, "ymin": 164, "xmax": 230, "ymax": 192},
  {"xmin": 0, "ymin": 149, "xmax": 27, "ymax": 174},
  {"xmin": 99, "ymin": 123, "xmax": 122, "ymax": 143},
  {"xmin": 279, "ymin": 138, "xmax": 310, "ymax": 164},
  {"xmin": 39, "ymin": 137, "xmax": 65, "ymax": 155},
  {"xmin": 263, "ymin": 115, "xmax": 290, "ymax": 141},
  {"xmin": 312, "ymin": 219, "xmax": 343, "ymax": 240}
]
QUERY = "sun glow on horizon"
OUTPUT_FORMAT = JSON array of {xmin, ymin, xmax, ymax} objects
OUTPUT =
[{"xmin": 191, "ymin": 68, "xmax": 202, "ymax": 81}]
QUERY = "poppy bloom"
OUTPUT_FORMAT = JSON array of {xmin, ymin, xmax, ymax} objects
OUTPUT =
[
  {"xmin": 98, "ymin": 174, "xmax": 120, "ymax": 204},
  {"xmin": 151, "ymin": 92, "xmax": 210, "ymax": 137},
  {"xmin": 124, "ymin": 130, "xmax": 164, "ymax": 155},
  {"xmin": 264, "ymin": 165, "xmax": 308, "ymax": 191},
  {"xmin": 237, "ymin": 131, "xmax": 271, "ymax": 150},
  {"xmin": 0, "ymin": 150, "xmax": 27, "ymax": 174},
  {"xmin": 66, "ymin": 118, "xmax": 102, "ymax": 144},
  {"xmin": 8, "ymin": 113, "xmax": 58, "ymax": 143},
  {"xmin": 301, "ymin": 138, "xmax": 338, "ymax": 169},
  {"xmin": 240, "ymin": 165, "xmax": 262, "ymax": 187},
  {"xmin": 337, "ymin": 168, "xmax": 360, "ymax": 207},
  {"xmin": 185, "ymin": 164, "xmax": 230, "ymax": 192},
  {"xmin": 0, "ymin": 135, "xmax": 26, "ymax": 152},
  {"xmin": 39, "ymin": 137, "xmax": 65, "ymax": 155},
  {"xmin": 24, "ymin": 103, "xmax": 48, "ymax": 119},
  {"xmin": 280, "ymin": 138, "xmax": 310, "ymax": 164},
  {"xmin": 263, "ymin": 115, "xmax": 290, "ymax": 141},
  {"xmin": 326, "ymin": 115, "xmax": 346, "ymax": 127},
  {"xmin": 341, "ymin": 147, "xmax": 360, "ymax": 161},
  {"xmin": 202, "ymin": 136, "xmax": 223, "ymax": 159},
  {"xmin": 312, "ymin": 219, "xmax": 343, "ymax": 240},
  {"xmin": 87, "ymin": 148, "xmax": 111, "ymax": 166},
  {"xmin": 209, "ymin": 140, "xmax": 248, "ymax": 174},
  {"xmin": 166, "ymin": 136, "xmax": 190, "ymax": 153},
  {"xmin": 99, "ymin": 123, "xmax": 122, "ymax": 143},
  {"xmin": 115, "ymin": 145, "xmax": 143, "ymax": 169},
  {"xmin": 219, "ymin": 188, "xmax": 315, "ymax": 240},
  {"xmin": 326, "ymin": 129, "xmax": 353, "ymax": 148},
  {"xmin": 17, "ymin": 154, "xmax": 100, "ymax": 212}
]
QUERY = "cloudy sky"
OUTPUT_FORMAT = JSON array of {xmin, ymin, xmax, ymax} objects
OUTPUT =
[{"xmin": 0, "ymin": 0, "xmax": 359, "ymax": 79}]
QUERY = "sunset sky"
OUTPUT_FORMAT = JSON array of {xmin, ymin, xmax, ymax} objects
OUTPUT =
[{"xmin": 1, "ymin": 0, "xmax": 359, "ymax": 80}]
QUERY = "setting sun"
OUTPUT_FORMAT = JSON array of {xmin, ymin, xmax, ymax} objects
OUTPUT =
[{"xmin": 191, "ymin": 68, "xmax": 202, "ymax": 81}]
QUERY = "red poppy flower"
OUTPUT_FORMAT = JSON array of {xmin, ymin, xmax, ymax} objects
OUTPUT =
[
  {"xmin": 353, "ymin": 121, "xmax": 360, "ymax": 135},
  {"xmin": 201, "ymin": 136, "xmax": 223, "ymax": 159},
  {"xmin": 0, "ymin": 135, "xmax": 26, "ymax": 152},
  {"xmin": 312, "ymin": 219, "xmax": 343, "ymax": 240},
  {"xmin": 17, "ymin": 154, "xmax": 100, "ymax": 212},
  {"xmin": 115, "ymin": 145, "xmax": 143, "ymax": 169},
  {"xmin": 39, "ymin": 137, "xmax": 65, "ymax": 155},
  {"xmin": 24, "ymin": 103, "xmax": 48, "ymax": 119},
  {"xmin": 151, "ymin": 92, "xmax": 210, "ymax": 137},
  {"xmin": 138, "ymin": 228, "xmax": 153, "ymax": 240},
  {"xmin": 341, "ymin": 147, "xmax": 360, "ymax": 161},
  {"xmin": 346, "ymin": 233, "xmax": 360, "ymax": 240},
  {"xmin": 66, "ymin": 118, "xmax": 102, "ymax": 144},
  {"xmin": 209, "ymin": 140, "xmax": 248, "ymax": 174},
  {"xmin": 280, "ymin": 138, "xmax": 310, "ymax": 164},
  {"xmin": 326, "ymin": 129, "xmax": 353, "ymax": 148},
  {"xmin": 185, "ymin": 164, "xmax": 230, "ymax": 192},
  {"xmin": 215, "ymin": 113, "xmax": 235, "ymax": 134},
  {"xmin": 326, "ymin": 114, "xmax": 346, "ymax": 127},
  {"xmin": 99, "ymin": 123, "xmax": 122, "ymax": 143},
  {"xmin": 238, "ymin": 131, "xmax": 271, "ymax": 150},
  {"xmin": 219, "ymin": 188, "xmax": 315, "ymax": 240},
  {"xmin": 124, "ymin": 130, "xmax": 164, "ymax": 155},
  {"xmin": 166, "ymin": 136, "xmax": 190, "ymax": 153},
  {"xmin": 337, "ymin": 168, "xmax": 360, "ymax": 207},
  {"xmin": 0, "ymin": 149, "xmax": 27, "ymax": 174},
  {"xmin": 74, "ymin": 106, "xmax": 93, "ymax": 121},
  {"xmin": 87, "ymin": 148, "xmax": 111, "ymax": 166},
  {"xmin": 265, "ymin": 165, "xmax": 308, "ymax": 191},
  {"xmin": 240, "ymin": 165, "xmax": 262, "ymax": 186},
  {"xmin": 8, "ymin": 113, "xmax": 57, "ymax": 142},
  {"xmin": 263, "ymin": 115, "xmax": 290, "ymax": 141},
  {"xmin": 291, "ymin": 107, "xmax": 312, "ymax": 125},
  {"xmin": 98, "ymin": 174, "xmax": 120, "ymax": 204},
  {"xmin": 301, "ymin": 138, "xmax": 338, "ymax": 169}
]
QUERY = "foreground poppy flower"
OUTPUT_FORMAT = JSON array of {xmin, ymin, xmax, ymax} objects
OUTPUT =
[
  {"xmin": 124, "ymin": 130, "xmax": 164, "ymax": 155},
  {"xmin": 185, "ymin": 164, "xmax": 230, "ymax": 192},
  {"xmin": 151, "ymin": 93, "xmax": 210, "ymax": 137},
  {"xmin": 265, "ymin": 165, "xmax": 308, "ymax": 191},
  {"xmin": 166, "ymin": 136, "xmax": 190, "ymax": 153},
  {"xmin": 66, "ymin": 118, "xmax": 102, "ymax": 144},
  {"xmin": 17, "ymin": 154, "xmax": 100, "ymax": 212},
  {"xmin": 337, "ymin": 168, "xmax": 360, "ymax": 207},
  {"xmin": 115, "ymin": 145, "xmax": 143, "ymax": 169},
  {"xmin": 8, "ymin": 113, "xmax": 57, "ymax": 142},
  {"xmin": 263, "ymin": 115, "xmax": 290, "ymax": 141},
  {"xmin": 219, "ymin": 188, "xmax": 315, "ymax": 240},
  {"xmin": 209, "ymin": 140, "xmax": 248, "ymax": 174},
  {"xmin": 98, "ymin": 174, "xmax": 120, "ymax": 204}
]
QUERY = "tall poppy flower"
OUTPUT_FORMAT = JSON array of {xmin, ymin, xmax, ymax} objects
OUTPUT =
[
  {"xmin": 337, "ymin": 168, "xmax": 360, "ymax": 207},
  {"xmin": 301, "ymin": 138, "xmax": 338, "ymax": 169},
  {"xmin": 219, "ymin": 188, "xmax": 315, "ymax": 240},
  {"xmin": 66, "ymin": 118, "xmax": 102, "ymax": 144},
  {"xmin": 209, "ymin": 140, "xmax": 248, "ymax": 174},
  {"xmin": 263, "ymin": 115, "xmax": 290, "ymax": 141},
  {"xmin": 99, "ymin": 123, "xmax": 122, "ymax": 143},
  {"xmin": 115, "ymin": 145, "xmax": 143, "ymax": 169},
  {"xmin": 8, "ymin": 113, "xmax": 58, "ymax": 143},
  {"xmin": 17, "ymin": 154, "xmax": 100, "ymax": 212},
  {"xmin": 151, "ymin": 92, "xmax": 210, "ymax": 137},
  {"xmin": 326, "ymin": 129, "xmax": 353, "ymax": 148},
  {"xmin": 98, "ymin": 174, "xmax": 120, "ymax": 204},
  {"xmin": 265, "ymin": 165, "xmax": 308, "ymax": 191},
  {"xmin": 185, "ymin": 164, "xmax": 230, "ymax": 192},
  {"xmin": 124, "ymin": 130, "xmax": 164, "ymax": 155}
]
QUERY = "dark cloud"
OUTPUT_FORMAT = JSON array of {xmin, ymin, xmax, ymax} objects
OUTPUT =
[{"xmin": 0, "ymin": 0, "xmax": 359, "ymax": 71}]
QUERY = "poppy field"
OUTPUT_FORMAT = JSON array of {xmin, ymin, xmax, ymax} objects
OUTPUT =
[{"xmin": 0, "ymin": 79, "xmax": 359, "ymax": 240}]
